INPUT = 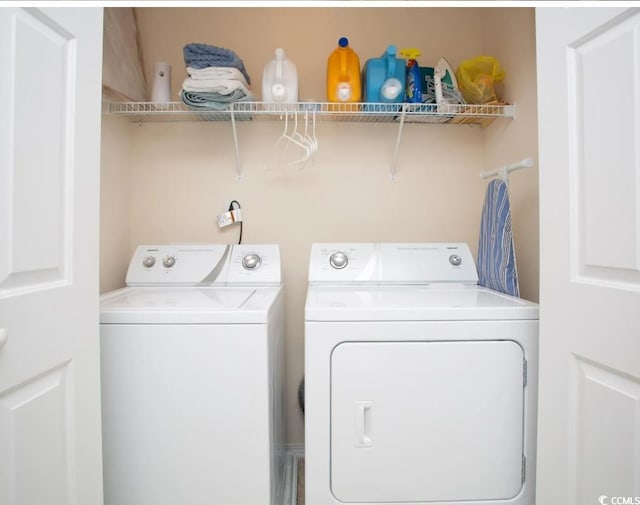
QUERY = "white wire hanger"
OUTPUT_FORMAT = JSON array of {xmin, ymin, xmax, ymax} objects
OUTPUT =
[
  {"xmin": 302, "ymin": 108, "xmax": 318, "ymax": 167},
  {"xmin": 265, "ymin": 109, "xmax": 317, "ymax": 171}
]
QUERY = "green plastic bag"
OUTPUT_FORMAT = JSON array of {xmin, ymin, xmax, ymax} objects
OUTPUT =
[{"xmin": 455, "ymin": 56, "xmax": 505, "ymax": 104}]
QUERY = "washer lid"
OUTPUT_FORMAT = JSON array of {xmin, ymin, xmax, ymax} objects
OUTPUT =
[
  {"xmin": 100, "ymin": 286, "xmax": 281, "ymax": 324},
  {"xmin": 305, "ymin": 284, "xmax": 538, "ymax": 321}
]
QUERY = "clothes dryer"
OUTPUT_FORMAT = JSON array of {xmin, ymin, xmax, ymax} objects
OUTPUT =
[
  {"xmin": 100, "ymin": 244, "xmax": 286, "ymax": 505},
  {"xmin": 304, "ymin": 243, "xmax": 538, "ymax": 505}
]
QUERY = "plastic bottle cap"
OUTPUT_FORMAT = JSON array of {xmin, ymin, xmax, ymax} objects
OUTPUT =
[
  {"xmin": 275, "ymin": 48, "xmax": 284, "ymax": 58},
  {"xmin": 338, "ymin": 37, "xmax": 349, "ymax": 48},
  {"xmin": 337, "ymin": 82, "xmax": 352, "ymax": 101},
  {"xmin": 381, "ymin": 78, "xmax": 402, "ymax": 100},
  {"xmin": 400, "ymin": 48, "xmax": 421, "ymax": 60}
]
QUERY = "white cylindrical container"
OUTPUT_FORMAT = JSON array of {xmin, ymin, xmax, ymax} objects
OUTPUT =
[
  {"xmin": 262, "ymin": 48, "xmax": 298, "ymax": 103},
  {"xmin": 151, "ymin": 62, "xmax": 172, "ymax": 102}
]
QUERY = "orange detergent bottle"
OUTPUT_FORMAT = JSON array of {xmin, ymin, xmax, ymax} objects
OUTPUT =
[{"xmin": 327, "ymin": 37, "xmax": 362, "ymax": 102}]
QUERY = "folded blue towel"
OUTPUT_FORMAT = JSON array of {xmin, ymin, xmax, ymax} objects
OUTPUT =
[
  {"xmin": 183, "ymin": 43, "xmax": 251, "ymax": 84},
  {"xmin": 477, "ymin": 179, "xmax": 519, "ymax": 297}
]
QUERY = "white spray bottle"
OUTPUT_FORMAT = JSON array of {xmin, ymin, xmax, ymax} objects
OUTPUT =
[{"xmin": 262, "ymin": 48, "xmax": 299, "ymax": 103}]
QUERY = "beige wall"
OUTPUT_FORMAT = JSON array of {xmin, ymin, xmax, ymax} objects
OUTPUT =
[
  {"xmin": 100, "ymin": 112, "xmax": 133, "ymax": 293},
  {"xmin": 100, "ymin": 6, "xmax": 538, "ymax": 446},
  {"xmin": 482, "ymin": 7, "xmax": 539, "ymax": 302},
  {"xmin": 134, "ymin": 7, "xmax": 487, "ymax": 103}
]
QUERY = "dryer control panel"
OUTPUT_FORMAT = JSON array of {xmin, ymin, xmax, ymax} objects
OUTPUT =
[
  {"xmin": 308, "ymin": 243, "xmax": 478, "ymax": 284},
  {"xmin": 126, "ymin": 244, "xmax": 281, "ymax": 286}
]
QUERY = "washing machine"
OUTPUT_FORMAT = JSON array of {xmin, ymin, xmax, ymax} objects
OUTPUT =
[
  {"xmin": 304, "ymin": 243, "xmax": 538, "ymax": 505},
  {"xmin": 100, "ymin": 244, "xmax": 286, "ymax": 505}
]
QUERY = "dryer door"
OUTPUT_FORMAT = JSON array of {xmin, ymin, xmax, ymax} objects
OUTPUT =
[{"xmin": 331, "ymin": 340, "xmax": 525, "ymax": 502}]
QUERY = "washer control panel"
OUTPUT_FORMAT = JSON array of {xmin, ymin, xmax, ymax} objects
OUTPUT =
[
  {"xmin": 126, "ymin": 244, "xmax": 281, "ymax": 286},
  {"xmin": 226, "ymin": 245, "xmax": 280, "ymax": 284},
  {"xmin": 308, "ymin": 243, "xmax": 379, "ymax": 283},
  {"xmin": 308, "ymin": 243, "xmax": 478, "ymax": 284}
]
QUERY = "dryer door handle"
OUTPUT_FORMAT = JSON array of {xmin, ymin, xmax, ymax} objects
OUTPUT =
[{"xmin": 354, "ymin": 401, "xmax": 373, "ymax": 448}]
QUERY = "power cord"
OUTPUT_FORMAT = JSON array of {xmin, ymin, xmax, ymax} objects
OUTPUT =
[{"xmin": 228, "ymin": 200, "xmax": 242, "ymax": 244}]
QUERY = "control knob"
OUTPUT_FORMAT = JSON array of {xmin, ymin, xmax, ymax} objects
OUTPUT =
[
  {"xmin": 449, "ymin": 254, "xmax": 462, "ymax": 267},
  {"xmin": 142, "ymin": 256, "xmax": 156, "ymax": 268},
  {"xmin": 329, "ymin": 251, "xmax": 349, "ymax": 270},
  {"xmin": 163, "ymin": 255, "xmax": 176, "ymax": 268},
  {"xmin": 242, "ymin": 253, "xmax": 262, "ymax": 270}
]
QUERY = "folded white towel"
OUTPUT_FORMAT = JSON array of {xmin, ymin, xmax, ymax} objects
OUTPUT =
[
  {"xmin": 182, "ymin": 77, "xmax": 251, "ymax": 96},
  {"xmin": 186, "ymin": 66, "xmax": 249, "ymax": 86}
]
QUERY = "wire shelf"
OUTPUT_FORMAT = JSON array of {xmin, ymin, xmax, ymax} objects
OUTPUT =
[{"xmin": 106, "ymin": 101, "xmax": 515, "ymax": 127}]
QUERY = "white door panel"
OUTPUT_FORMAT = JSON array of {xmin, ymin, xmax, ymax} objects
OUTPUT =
[
  {"xmin": 536, "ymin": 7, "xmax": 640, "ymax": 505},
  {"xmin": 568, "ymin": 10, "xmax": 640, "ymax": 289},
  {"xmin": 0, "ymin": 7, "xmax": 104, "ymax": 505},
  {"xmin": 0, "ymin": 366, "xmax": 71, "ymax": 505},
  {"xmin": 570, "ymin": 360, "xmax": 640, "ymax": 503},
  {"xmin": 0, "ymin": 8, "xmax": 73, "ymax": 294}
]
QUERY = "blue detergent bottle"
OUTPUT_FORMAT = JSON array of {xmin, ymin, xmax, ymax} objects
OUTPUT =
[
  {"xmin": 363, "ymin": 45, "xmax": 406, "ymax": 103},
  {"xmin": 400, "ymin": 48, "xmax": 423, "ymax": 103}
]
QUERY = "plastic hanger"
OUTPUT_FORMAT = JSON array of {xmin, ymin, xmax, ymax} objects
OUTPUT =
[
  {"xmin": 283, "ymin": 110, "xmax": 311, "ymax": 167},
  {"xmin": 266, "ymin": 110, "xmax": 310, "ymax": 170},
  {"xmin": 301, "ymin": 109, "xmax": 318, "ymax": 166}
]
